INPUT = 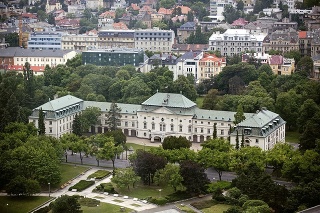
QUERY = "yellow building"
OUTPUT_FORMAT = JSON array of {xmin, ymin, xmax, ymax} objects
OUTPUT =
[
  {"xmin": 269, "ymin": 55, "xmax": 295, "ymax": 75},
  {"xmin": 198, "ymin": 54, "xmax": 226, "ymax": 80}
]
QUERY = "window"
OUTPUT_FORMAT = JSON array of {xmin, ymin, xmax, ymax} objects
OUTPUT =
[
  {"xmin": 160, "ymin": 123, "xmax": 166, "ymax": 131},
  {"xmin": 256, "ymin": 139, "xmax": 259, "ymax": 143},
  {"xmin": 49, "ymin": 127, "xmax": 52, "ymax": 133},
  {"xmin": 188, "ymin": 125, "xmax": 192, "ymax": 133},
  {"xmin": 125, "ymin": 121, "xmax": 128, "ymax": 127},
  {"xmin": 201, "ymin": 128, "xmax": 204, "ymax": 133},
  {"xmin": 132, "ymin": 122, "xmax": 135, "ymax": 127},
  {"xmin": 143, "ymin": 122, "xmax": 147, "ymax": 129},
  {"xmin": 152, "ymin": 122, "xmax": 155, "ymax": 130},
  {"xmin": 244, "ymin": 128, "xmax": 251, "ymax": 135},
  {"xmin": 49, "ymin": 121, "xmax": 52, "ymax": 125},
  {"xmin": 170, "ymin": 124, "xmax": 174, "ymax": 131},
  {"xmin": 194, "ymin": 128, "xmax": 197, "ymax": 133},
  {"xmin": 207, "ymin": 129, "xmax": 211, "ymax": 134},
  {"xmin": 179, "ymin": 125, "xmax": 182, "ymax": 132},
  {"xmin": 221, "ymin": 130, "xmax": 224, "ymax": 135}
]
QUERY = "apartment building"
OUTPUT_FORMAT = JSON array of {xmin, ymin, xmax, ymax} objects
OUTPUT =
[
  {"xmin": 175, "ymin": 51, "xmax": 203, "ymax": 81},
  {"xmin": 134, "ymin": 28, "xmax": 175, "ymax": 54},
  {"xmin": 82, "ymin": 48, "xmax": 145, "ymax": 67},
  {"xmin": 28, "ymin": 32, "xmax": 63, "ymax": 50},
  {"xmin": 61, "ymin": 33, "xmax": 98, "ymax": 51},
  {"xmin": 263, "ymin": 28, "xmax": 299, "ymax": 54},
  {"xmin": 311, "ymin": 29, "xmax": 320, "ymax": 57},
  {"xmin": 312, "ymin": 54, "xmax": 320, "ymax": 80},
  {"xmin": 98, "ymin": 30, "xmax": 135, "ymax": 49},
  {"xmin": 299, "ymin": 31, "xmax": 312, "ymax": 57},
  {"xmin": 268, "ymin": 55, "xmax": 295, "ymax": 75},
  {"xmin": 198, "ymin": 53, "xmax": 226, "ymax": 80},
  {"xmin": 209, "ymin": 29, "xmax": 266, "ymax": 56},
  {"xmin": 29, "ymin": 92, "xmax": 285, "ymax": 150},
  {"xmin": 177, "ymin": 22, "xmax": 196, "ymax": 44}
]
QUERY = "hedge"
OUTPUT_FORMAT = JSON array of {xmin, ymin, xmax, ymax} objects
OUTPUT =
[
  {"xmin": 69, "ymin": 180, "xmax": 95, "ymax": 192},
  {"xmin": 87, "ymin": 170, "xmax": 111, "ymax": 180}
]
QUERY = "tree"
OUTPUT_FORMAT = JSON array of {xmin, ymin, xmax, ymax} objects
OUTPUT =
[
  {"xmin": 6, "ymin": 176, "xmax": 41, "ymax": 196},
  {"xmin": 180, "ymin": 160, "xmax": 209, "ymax": 194},
  {"xmin": 234, "ymin": 104, "xmax": 246, "ymax": 125},
  {"xmin": 187, "ymin": 11, "xmax": 194, "ymax": 22},
  {"xmin": 240, "ymin": 131, "xmax": 244, "ymax": 148},
  {"xmin": 97, "ymin": 136, "xmax": 123, "ymax": 175},
  {"xmin": 237, "ymin": 0, "xmax": 244, "ymax": 10},
  {"xmin": 111, "ymin": 167, "xmax": 140, "ymax": 190},
  {"xmin": 5, "ymin": 33, "xmax": 19, "ymax": 47},
  {"xmin": 299, "ymin": 111, "xmax": 320, "ymax": 151},
  {"xmin": 162, "ymin": 136, "xmax": 191, "ymax": 150},
  {"xmin": 104, "ymin": 129, "xmax": 126, "ymax": 147},
  {"xmin": 213, "ymin": 123, "xmax": 217, "ymax": 139},
  {"xmin": 72, "ymin": 114, "xmax": 82, "ymax": 136},
  {"xmin": 266, "ymin": 143, "xmax": 295, "ymax": 176},
  {"xmin": 202, "ymin": 89, "xmax": 219, "ymax": 110},
  {"xmin": 198, "ymin": 138, "xmax": 231, "ymax": 180},
  {"xmin": 154, "ymin": 163, "xmax": 183, "ymax": 191},
  {"xmin": 235, "ymin": 130, "xmax": 239, "ymax": 150},
  {"xmin": 297, "ymin": 99, "xmax": 320, "ymax": 133},
  {"xmin": 38, "ymin": 108, "xmax": 45, "ymax": 135},
  {"xmin": 105, "ymin": 102, "xmax": 121, "ymax": 131},
  {"xmin": 131, "ymin": 150, "xmax": 167, "ymax": 185},
  {"xmin": 230, "ymin": 146, "xmax": 266, "ymax": 173},
  {"xmin": 296, "ymin": 56, "xmax": 313, "ymax": 77},
  {"xmin": 160, "ymin": 0, "xmax": 175, "ymax": 9},
  {"xmin": 78, "ymin": 106, "xmax": 100, "ymax": 132},
  {"xmin": 51, "ymin": 195, "xmax": 82, "ymax": 213},
  {"xmin": 223, "ymin": 4, "xmax": 241, "ymax": 24}
]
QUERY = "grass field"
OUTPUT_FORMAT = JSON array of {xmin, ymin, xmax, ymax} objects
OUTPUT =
[
  {"xmin": 81, "ymin": 202, "xmax": 132, "ymax": 213},
  {"xmin": 202, "ymin": 204, "xmax": 232, "ymax": 213},
  {"xmin": 126, "ymin": 143, "xmax": 155, "ymax": 152},
  {"xmin": 116, "ymin": 182, "xmax": 174, "ymax": 199},
  {"xmin": 196, "ymin": 97, "xmax": 204, "ymax": 108},
  {"xmin": 285, "ymin": 130, "xmax": 300, "ymax": 143},
  {"xmin": 0, "ymin": 196, "xmax": 51, "ymax": 213}
]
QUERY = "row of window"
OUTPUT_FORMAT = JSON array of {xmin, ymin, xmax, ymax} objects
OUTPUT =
[{"xmin": 17, "ymin": 58, "xmax": 63, "ymax": 62}]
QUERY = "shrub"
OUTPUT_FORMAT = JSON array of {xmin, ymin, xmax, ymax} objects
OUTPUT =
[
  {"xmin": 165, "ymin": 191, "xmax": 192, "ymax": 203},
  {"xmin": 215, "ymin": 195, "xmax": 226, "ymax": 202},
  {"xmin": 208, "ymin": 181, "xmax": 232, "ymax": 193},
  {"xmin": 94, "ymin": 182, "xmax": 118, "ymax": 194},
  {"xmin": 238, "ymin": 194, "xmax": 249, "ymax": 206},
  {"xmin": 34, "ymin": 206, "xmax": 50, "ymax": 213},
  {"xmin": 224, "ymin": 206, "xmax": 243, "ymax": 213},
  {"xmin": 191, "ymin": 200, "xmax": 217, "ymax": 210},
  {"xmin": 149, "ymin": 197, "xmax": 168, "ymax": 205},
  {"xmin": 242, "ymin": 200, "xmax": 268, "ymax": 210},
  {"xmin": 87, "ymin": 170, "xmax": 111, "ymax": 180},
  {"xmin": 69, "ymin": 180, "xmax": 94, "ymax": 192}
]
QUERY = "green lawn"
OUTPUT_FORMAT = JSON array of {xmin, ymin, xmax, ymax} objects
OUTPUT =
[
  {"xmin": 196, "ymin": 97, "xmax": 204, "ymax": 108},
  {"xmin": 285, "ymin": 130, "xmax": 300, "ymax": 143},
  {"xmin": 81, "ymin": 202, "xmax": 132, "ymax": 213},
  {"xmin": 202, "ymin": 204, "xmax": 232, "ymax": 213},
  {"xmin": 177, "ymin": 205, "xmax": 197, "ymax": 213},
  {"xmin": 126, "ymin": 143, "xmax": 155, "ymax": 152},
  {"xmin": 51, "ymin": 164, "xmax": 89, "ymax": 191},
  {"xmin": 0, "ymin": 196, "xmax": 51, "ymax": 213},
  {"xmin": 87, "ymin": 170, "xmax": 111, "ymax": 180},
  {"xmin": 116, "ymin": 182, "xmax": 174, "ymax": 199}
]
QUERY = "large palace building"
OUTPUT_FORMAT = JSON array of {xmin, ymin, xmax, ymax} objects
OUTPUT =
[{"xmin": 29, "ymin": 92, "xmax": 286, "ymax": 151}]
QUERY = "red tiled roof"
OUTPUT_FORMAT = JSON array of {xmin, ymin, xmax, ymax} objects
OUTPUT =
[
  {"xmin": 200, "ymin": 54, "xmax": 226, "ymax": 63},
  {"xmin": 158, "ymin": 8, "xmax": 172, "ymax": 15},
  {"xmin": 7, "ymin": 65, "xmax": 45, "ymax": 72},
  {"xmin": 131, "ymin": 3, "xmax": 140, "ymax": 10},
  {"xmin": 113, "ymin": 22, "xmax": 128, "ymax": 30},
  {"xmin": 99, "ymin": 11, "xmax": 116, "ymax": 18},
  {"xmin": 231, "ymin": 18, "xmax": 248, "ymax": 26},
  {"xmin": 175, "ymin": 6, "xmax": 191, "ymax": 15},
  {"xmin": 269, "ymin": 55, "xmax": 283, "ymax": 65},
  {"xmin": 22, "ymin": 13, "xmax": 37, "ymax": 19},
  {"xmin": 298, "ymin": 31, "xmax": 307, "ymax": 39}
]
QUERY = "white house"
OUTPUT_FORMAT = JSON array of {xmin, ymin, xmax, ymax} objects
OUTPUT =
[{"xmin": 29, "ymin": 93, "xmax": 286, "ymax": 150}]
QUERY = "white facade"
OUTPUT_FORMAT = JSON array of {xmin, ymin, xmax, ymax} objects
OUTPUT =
[
  {"xmin": 134, "ymin": 28, "xmax": 175, "ymax": 54},
  {"xmin": 86, "ymin": 0, "xmax": 103, "ymax": 9},
  {"xmin": 29, "ymin": 93, "xmax": 286, "ymax": 149},
  {"xmin": 28, "ymin": 32, "xmax": 63, "ymax": 50},
  {"xmin": 209, "ymin": 29, "xmax": 267, "ymax": 56},
  {"xmin": 14, "ymin": 49, "xmax": 77, "ymax": 67},
  {"xmin": 175, "ymin": 51, "xmax": 203, "ymax": 81}
]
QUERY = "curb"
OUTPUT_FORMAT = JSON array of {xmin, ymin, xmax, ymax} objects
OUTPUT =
[{"xmin": 28, "ymin": 197, "xmax": 55, "ymax": 213}]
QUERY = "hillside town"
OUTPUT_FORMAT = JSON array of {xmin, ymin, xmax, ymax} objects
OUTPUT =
[{"xmin": 1, "ymin": 0, "xmax": 320, "ymax": 213}]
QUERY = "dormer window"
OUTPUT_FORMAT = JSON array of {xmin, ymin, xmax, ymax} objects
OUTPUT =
[{"xmin": 244, "ymin": 128, "xmax": 252, "ymax": 135}]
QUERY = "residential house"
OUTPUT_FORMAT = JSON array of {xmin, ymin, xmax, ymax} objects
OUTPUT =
[
  {"xmin": 299, "ymin": 31, "xmax": 312, "ymax": 57},
  {"xmin": 230, "ymin": 108, "xmax": 286, "ymax": 151},
  {"xmin": 151, "ymin": 13, "xmax": 164, "ymax": 23},
  {"xmin": 112, "ymin": 22, "xmax": 128, "ymax": 30},
  {"xmin": 304, "ymin": 6, "xmax": 320, "ymax": 31},
  {"xmin": 46, "ymin": 0, "xmax": 62, "ymax": 13},
  {"xmin": 171, "ymin": 44, "xmax": 208, "ymax": 55},
  {"xmin": 272, "ymin": 18, "xmax": 298, "ymax": 31},
  {"xmin": 158, "ymin": 8, "xmax": 172, "ymax": 20},
  {"xmin": 198, "ymin": 53, "xmax": 226, "ymax": 81},
  {"xmin": 29, "ymin": 92, "xmax": 285, "ymax": 149},
  {"xmin": 231, "ymin": 18, "xmax": 248, "ymax": 28},
  {"xmin": 263, "ymin": 28, "xmax": 299, "ymax": 54},
  {"xmin": 0, "ymin": 46, "xmax": 15, "ymax": 69},
  {"xmin": 177, "ymin": 22, "xmax": 196, "ymax": 44},
  {"xmin": 137, "ymin": 12, "xmax": 152, "ymax": 28},
  {"xmin": 263, "ymin": 7, "xmax": 282, "ymax": 20},
  {"xmin": 311, "ymin": 29, "xmax": 320, "ymax": 57},
  {"xmin": 98, "ymin": 11, "xmax": 116, "ymax": 30},
  {"xmin": 209, "ymin": 29, "xmax": 266, "ymax": 56},
  {"xmin": 67, "ymin": 4, "xmax": 85, "ymax": 16},
  {"xmin": 86, "ymin": 0, "xmax": 103, "ymax": 10},
  {"xmin": 56, "ymin": 19, "xmax": 80, "ymax": 34},
  {"xmin": 61, "ymin": 31, "xmax": 98, "ymax": 51},
  {"xmin": 174, "ymin": 5, "xmax": 191, "ymax": 15},
  {"xmin": 6, "ymin": 64, "xmax": 46, "ymax": 75},
  {"xmin": 312, "ymin": 54, "xmax": 320, "ymax": 80},
  {"xmin": 175, "ymin": 51, "xmax": 203, "ymax": 81},
  {"xmin": 268, "ymin": 55, "xmax": 295, "ymax": 75}
]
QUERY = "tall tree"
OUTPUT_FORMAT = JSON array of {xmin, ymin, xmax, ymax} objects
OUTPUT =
[
  {"xmin": 51, "ymin": 195, "xmax": 82, "ymax": 213},
  {"xmin": 38, "ymin": 108, "xmax": 45, "ymax": 135},
  {"xmin": 235, "ymin": 130, "xmax": 239, "ymax": 150},
  {"xmin": 111, "ymin": 167, "xmax": 140, "ymax": 190},
  {"xmin": 72, "ymin": 114, "xmax": 82, "ymax": 136},
  {"xmin": 162, "ymin": 136, "xmax": 191, "ymax": 150},
  {"xmin": 154, "ymin": 163, "xmax": 183, "ymax": 191},
  {"xmin": 234, "ymin": 104, "xmax": 246, "ymax": 125},
  {"xmin": 106, "ymin": 103, "xmax": 122, "ymax": 131},
  {"xmin": 213, "ymin": 123, "xmax": 217, "ymax": 139},
  {"xmin": 202, "ymin": 89, "xmax": 219, "ymax": 110},
  {"xmin": 78, "ymin": 106, "xmax": 101, "ymax": 132}
]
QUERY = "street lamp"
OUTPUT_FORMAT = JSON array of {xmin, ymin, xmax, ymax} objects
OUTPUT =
[
  {"xmin": 143, "ymin": 142, "xmax": 146, "ymax": 151},
  {"xmin": 158, "ymin": 189, "xmax": 162, "ymax": 198},
  {"xmin": 6, "ymin": 203, "xmax": 8, "ymax": 213},
  {"xmin": 48, "ymin": 183, "xmax": 51, "ymax": 197}
]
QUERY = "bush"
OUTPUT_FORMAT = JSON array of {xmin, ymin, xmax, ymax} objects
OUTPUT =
[
  {"xmin": 34, "ymin": 206, "xmax": 50, "ymax": 213},
  {"xmin": 149, "ymin": 197, "xmax": 168, "ymax": 205},
  {"xmin": 215, "ymin": 195, "xmax": 226, "ymax": 202},
  {"xmin": 238, "ymin": 194, "xmax": 249, "ymax": 206},
  {"xmin": 87, "ymin": 170, "xmax": 111, "ymax": 180},
  {"xmin": 191, "ymin": 200, "xmax": 217, "ymax": 210},
  {"xmin": 242, "ymin": 200, "xmax": 268, "ymax": 210},
  {"xmin": 94, "ymin": 182, "xmax": 118, "ymax": 194},
  {"xmin": 208, "ymin": 181, "xmax": 232, "ymax": 193},
  {"xmin": 165, "ymin": 191, "xmax": 193, "ymax": 203},
  {"xmin": 223, "ymin": 206, "xmax": 243, "ymax": 213},
  {"xmin": 69, "ymin": 180, "xmax": 94, "ymax": 192}
]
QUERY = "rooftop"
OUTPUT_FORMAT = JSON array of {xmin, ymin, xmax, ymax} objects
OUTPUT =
[
  {"xmin": 142, "ymin": 92, "xmax": 196, "ymax": 109},
  {"xmin": 236, "ymin": 109, "xmax": 280, "ymax": 128},
  {"xmin": 36, "ymin": 95, "xmax": 83, "ymax": 111}
]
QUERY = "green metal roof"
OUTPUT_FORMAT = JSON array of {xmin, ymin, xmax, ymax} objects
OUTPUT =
[
  {"xmin": 83, "ymin": 101, "xmax": 141, "ymax": 114},
  {"xmin": 142, "ymin": 92, "xmax": 196, "ymax": 109},
  {"xmin": 36, "ymin": 95, "xmax": 83, "ymax": 111},
  {"xmin": 236, "ymin": 109, "xmax": 279, "ymax": 128}
]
